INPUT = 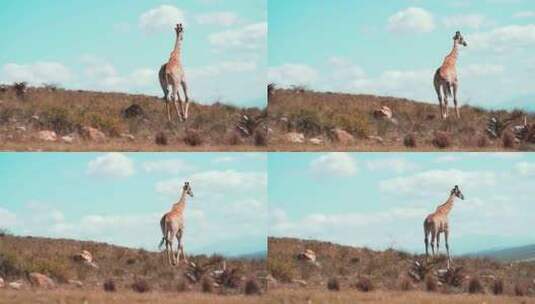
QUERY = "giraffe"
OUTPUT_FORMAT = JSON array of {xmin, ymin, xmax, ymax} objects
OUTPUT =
[
  {"xmin": 423, "ymin": 185, "xmax": 465, "ymax": 268},
  {"xmin": 433, "ymin": 31, "xmax": 467, "ymax": 119},
  {"xmin": 159, "ymin": 23, "xmax": 190, "ymax": 122},
  {"xmin": 158, "ymin": 181, "xmax": 194, "ymax": 266}
]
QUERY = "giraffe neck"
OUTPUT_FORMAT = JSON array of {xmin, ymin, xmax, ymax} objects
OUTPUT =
[
  {"xmin": 171, "ymin": 33, "xmax": 183, "ymax": 58},
  {"xmin": 171, "ymin": 189, "xmax": 187, "ymax": 211},
  {"xmin": 436, "ymin": 194, "xmax": 456, "ymax": 216},
  {"xmin": 446, "ymin": 40, "xmax": 459, "ymax": 64}
]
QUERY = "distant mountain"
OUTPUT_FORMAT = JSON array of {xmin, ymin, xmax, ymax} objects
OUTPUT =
[{"xmin": 469, "ymin": 244, "xmax": 535, "ymax": 262}]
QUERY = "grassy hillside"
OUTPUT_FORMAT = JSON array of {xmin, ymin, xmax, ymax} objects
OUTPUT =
[
  {"xmin": 268, "ymin": 87, "xmax": 535, "ymax": 151},
  {"xmin": 0, "ymin": 85, "xmax": 267, "ymax": 151},
  {"xmin": 0, "ymin": 234, "xmax": 266, "ymax": 296},
  {"xmin": 474, "ymin": 245, "xmax": 535, "ymax": 263},
  {"xmin": 268, "ymin": 237, "xmax": 535, "ymax": 302}
]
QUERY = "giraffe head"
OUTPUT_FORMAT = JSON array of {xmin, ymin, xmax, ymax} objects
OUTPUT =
[
  {"xmin": 453, "ymin": 31, "xmax": 467, "ymax": 47},
  {"xmin": 183, "ymin": 181, "xmax": 194, "ymax": 197},
  {"xmin": 451, "ymin": 185, "xmax": 464, "ymax": 200},
  {"xmin": 175, "ymin": 23, "xmax": 184, "ymax": 39}
]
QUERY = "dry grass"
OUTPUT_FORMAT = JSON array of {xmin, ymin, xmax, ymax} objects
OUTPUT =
[
  {"xmin": 268, "ymin": 237, "xmax": 535, "ymax": 297},
  {"xmin": 0, "ymin": 86, "xmax": 265, "ymax": 151},
  {"xmin": 0, "ymin": 234, "xmax": 266, "ymax": 296},
  {"xmin": 0, "ymin": 289, "xmax": 274, "ymax": 304},
  {"xmin": 268, "ymin": 88, "xmax": 535, "ymax": 151},
  {"xmin": 265, "ymin": 289, "xmax": 535, "ymax": 304}
]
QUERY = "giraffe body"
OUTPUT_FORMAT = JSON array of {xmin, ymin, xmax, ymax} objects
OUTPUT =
[
  {"xmin": 424, "ymin": 185, "xmax": 464, "ymax": 268},
  {"xmin": 159, "ymin": 182, "xmax": 193, "ymax": 266},
  {"xmin": 434, "ymin": 31, "xmax": 467, "ymax": 119}
]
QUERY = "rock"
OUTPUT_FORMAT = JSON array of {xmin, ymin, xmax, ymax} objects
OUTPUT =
[
  {"xmin": 122, "ymin": 104, "xmax": 145, "ymax": 119},
  {"xmin": 15, "ymin": 126, "xmax": 26, "ymax": 132},
  {"xmin": 31, "ymin": 115, "xmax": 40, "ymax": 121},
  {"xmin": 285, "ymin": 132, "xmax": 305, "ymax": 144},
  {"xmin": 37, "ymin": 130, "xmax": 57, "ymax": 141},
  {"xmin": 80, "ymin": 126, "xmax": 106, "ymax": 142},
  {"xmin": 0, "ymin": 277, "xmax": 4, "ymax": 288},
  {"xmin": 292, "ymin": 279, "xmax": 307, "ymax": 287},
  {"xmin": 68, "ymin": 279, "xmax": 83, "ymax": 288},
  {"xmin": 120, "ymin": 133, "xmax": 135, "ymax": 141},
  {"xmin": 368, "ymin": 135, "xmax": 384, "ymax": 143},
  {"xmin": 298, "ymin": 249, "xmax": 317, "ymax": 262},
  {"xmin": 29, "ymin": 272, "xmax": 56, "ymax": 289},
  {"xmin": 9, "ymin": 281, "xmax": 23, "ymax": 290},
  {"xmin": 374, "ymin": 105, "xmax": 393, "ymax": 119},
  {"xmin": 331, "ymin": 128, "xmax": 354, "ymax": 144},
  {"xmin": 61, "ymin": 135, "xmax": 74, "ymax": 143},
  {"xmin": 280, "ymin": 117, "xmax": 289, "ymax": 123},
  {"xmin": 309, "ymin": 137, "xmax": 323, "ymax": 145}
]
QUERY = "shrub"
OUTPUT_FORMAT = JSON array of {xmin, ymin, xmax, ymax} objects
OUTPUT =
[
  {"xmin": 228, "ymin": 132, "xmax": 242, "ymax": 145},
  {"xmin": 244, "ymin": 278, "xmax": 262, "ymax": 295},
  {"xmin": 176, "ymin": 280, "xmax": 189, "ymax": 292},
  {"xmin": 514, "ymin": 282, "xmax": 526, "ymax": 296},
  {"xmin": 254, "ymin": 130, "xmax": 267, "ymax": 146},
  {"xmin": 468, "ymin": 277, "xmax": 484, "ymax": 294},
  {"xmin": 268, "ymin": 257, "xmax": 296, "ymax": 283},
  {"xmin": 503, "ymin": 132, "xmax": 515, "ymax": 149},
  {"xmin": 355, "ymin": 276, "xmax": 374, "ymax": 292},
  {"xmin": 400, "ymin": 277, "xmax": 412, "ymax": 291},
  {"xmin": 492, "ymin": 278, "xmax": 504, "ymax": 295},
  {"xmin": 426, "ymin": 276, "xmax": 437, "ymax": 292},
  {"xmin": 155, "ymin": 132, "xmax": 168, "ymax": 145},
  {"xmin": 103, "ymin": 279, "xmax": 116, "ymax": 292},
  {"xmin": 475, "ymin": 135, "xmax": 489, "ymax": 148},
  {"xmin": 201, "ymin": 276, "xmax": 214, "ymax": 293},
  {"xmin": 132, "ymin": 278, "xmax": 151, "ymax": 293},
  {"xmin": 327, "ymin": 277, "xmax": 340, "ymax": 291},
  {"xmin": 433, "ymin": 132, "xmax": 451, "ymax": 149},
  {"xmin": 42, "ymin": 107, "xmax": 76, "ymax": 135},
  {"xmin": 403, "ymin": 134, "xmax": 417, "ymax": 148},
  {"xmin": 184, "ymin": 130, "xmax": 203, "ymax": 146}
]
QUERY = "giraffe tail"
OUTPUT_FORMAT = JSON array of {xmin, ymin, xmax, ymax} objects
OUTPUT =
[{"xmin": 158, "ymin": 237, "xmax": 165, "ymax": 250}]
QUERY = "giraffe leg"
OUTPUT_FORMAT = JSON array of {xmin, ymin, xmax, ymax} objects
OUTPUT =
[
  {"xmin": 181, "ymin": 80, "xmax": 190, "ymax": 121},
  {"xmin": 453, "ymin": 82, "xmax": 460, "ymax": 119},
  {"xmin": 172, "ymin": 84, "xmax": 184, "ymax": 122},
  {"xmin": 430, "ymin": 232, "xmax": 436, "ymax": 257},
  {"xmin": 436, "ymin": 232, "xmax": 441, "ymax": 255},
  {"xmin": 424, "ymin": 232, "xmax": 429, "ymax": 260},
  {"xmin": 444, "ymin": 91, "xmax": 449, "ymax": 119},
  {"xmin": 177, "ymin": 230, "xmax": 187, "ymax": 265},
  {"xmin": 445, "ymin": 229, "xmax": 451, "ymax": 268},
  {"xmin": 165, "ymin": 100, "xmax": 171, "ymax": 122}
]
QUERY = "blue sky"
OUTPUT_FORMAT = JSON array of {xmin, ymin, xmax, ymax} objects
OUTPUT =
[
  {"xmin": 269, "ymin": 0, "xmax": 535, "ymax": 110},
  {"xmin": 0, "ymin": 0, "xmax": 266, "ymax": 107},
  {"xmin": 0, "ymin": 152, "xmax": 267, "ymax": 256},
  {"xmin": 269, "ymin": 152, "xmax": 535, "ymax": 255}
]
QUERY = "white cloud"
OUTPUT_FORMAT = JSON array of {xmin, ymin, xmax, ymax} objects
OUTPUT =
[
  {"xmin": 87, "ymin": 153, "xmax": 134, "ymax": 178},
  {"xmin": 442, "ymin": 14, "xmax": 488, "ymax": 29},
  {"xmin": 1, "ymin": 62, "xmax": 73, "ymax": 85},
  {"xmin": 155, "ymin": 170, "xmax": 267, "ymax": 196},
  {"xmin": 0, "ymin": 207, "xmax": 17, "ymax": 227},
  {"xmin": 212, "ymin": 156, "xmax": 236, "ymax": 163},
  {"xmin": 139, "ymin": 5, "xmax": 186, "ymax": 33},
  {"xmin": 310, "ymin": 153, "xmax": 357, "ymax": 177},
  {"xmin": 268, "ymin": 64, "xmax": 319, "ymax": 87},
  {"xmin": 515, "ymin": 162, "xmax": 535, "ymax": 176},
  {"xmin": 196, "ymin": 12, "xmax": 238, "ymax": 26},
  {"xmin": 461, "ymin": 64, "xmax": 505, "ymax": 77},
  {"xmin": 469, "ymin": 24, "xmax": 535, "ymax": 52},
  {"xmin": 188, "ymin": 61, "xmax": 257, "ymax": 79},
  {"xmin": 208, "ymin": 22, "xmax": 267, "ymax": 50},
  {"xmin": 81, "ymin": 57, "xmax": 155, "ymax": 91},
  {"xmin": 366, "ymin": 158, "xmax": 418, "ymax": 174},
  {"xmin": 143, "ymin": 159, "xmax": 192, "ymax": 174},
  {"xmin": 379, "ymin": 169, "xmax": 496, "ymax": 198},
  {"xmin": 514, "ymin": 11, "xmax": 535, "ymax": 18},
  {"xmin": 387, "ymin": 7, "xmax": 435, "ymax": 33}
]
